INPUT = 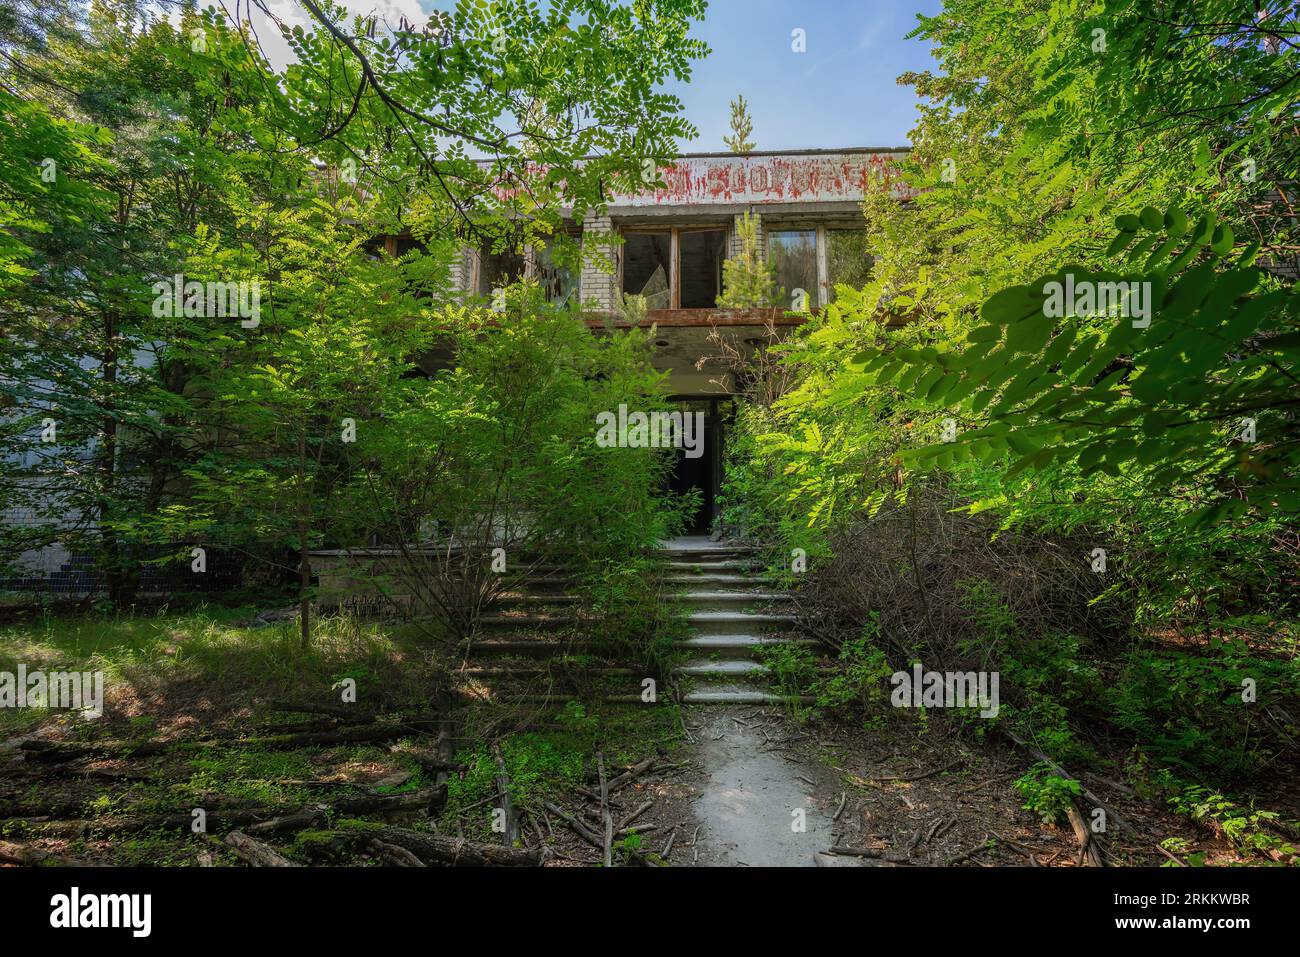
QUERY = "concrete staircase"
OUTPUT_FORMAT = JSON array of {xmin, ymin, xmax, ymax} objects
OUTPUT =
[
  {"xmin": 664, "ymin": 538, "xmax": 811, "ymax": 705},
  {"xmin": 446, "ymin": 541, "xmax": 810, "ymax": 705}
]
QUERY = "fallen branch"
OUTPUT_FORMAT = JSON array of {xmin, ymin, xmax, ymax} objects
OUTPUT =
[
  {"xmin": 245, "ymin": 809, "xmax": 325, "ymax": 836},
  {"xmin": 596, "ymin": 753, "xmax": 660, "ymax": 794},
  {"xmin": 1066, "ymin": 804, "xmax": 1105, "ymax": 867},
  {"xmin": 618, "ymin": 800, "xmax": 654, "ymax": 831},
  {"xmin": 490, "ymin": 740, "xmax": 519, "ymax": 848},
  {"xmin": 598, "ymin": 751, "xmax": 613, "ymax": 868},
  {"xmin": 370, "ymin": 827, "xmax": 540, "ymax": 867},
  {"xmin": 543, "ymin": 800, "xmax": 604, "ymax": 851},
  {"xmin": 826, "ymin": 844, "xmax": 912, "ymax": 864},
  {"xmin": 21, "ymin": 721, "xmax": 428, "ymax": 763},
  {"xmin": 997, "ymin": 729, "xmax": 1134, "ymax": 834},
  {"xmin": 832, "ymin": 792, "xmax": 848, "ymax": 822},
  {"xmin": 945, "ymin": 836, "xmax": 995, "ymax": 867},
  {"xmin": 0, "ymin": 839, "xmax": 83, "ymax": 867},
  {"xmin": 368, "ymin": 838, "xmax": 426, "ymax": 867},
  {"xmin": 32, "ymin": 787, "xmax": 441, "ymax": 838},
  {"xmin": 225, "ymin": 831, "xmax": 300, "ymax": 867},
  {"xmin": 269, "ymin": 700, "xmax": 375, "ymax": 724}
]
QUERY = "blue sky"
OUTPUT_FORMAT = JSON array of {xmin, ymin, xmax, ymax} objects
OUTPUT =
[
  {"xmin": 661, "ymin": 0, "xmax": 944, "ymax": 151},
  {"xmin": 257, "ymin": 0, "xmax": 943, "ymax": 151}
]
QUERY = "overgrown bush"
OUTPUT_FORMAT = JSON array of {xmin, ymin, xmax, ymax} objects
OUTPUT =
[
  {"xmin": 350, "ymin": 283, "xmax": 689, "ymax": 665},
  {"xmin": 717, "ymin": 219, "xmax": 1300, "ymax": 790}
]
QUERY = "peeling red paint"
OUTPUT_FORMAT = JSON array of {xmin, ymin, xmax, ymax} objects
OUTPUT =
[{"xmin": 612, "ymin": 152, "xmax": 907, "ymax": 206}]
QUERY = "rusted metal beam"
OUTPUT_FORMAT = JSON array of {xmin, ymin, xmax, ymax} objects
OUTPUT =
[
  {"xmin": 587, "ymin": 308, "xmax": 808, "ymax": 329},
  {"xmin": 582, "ymin": 306, "xmax": 919, "ymax": 329}
]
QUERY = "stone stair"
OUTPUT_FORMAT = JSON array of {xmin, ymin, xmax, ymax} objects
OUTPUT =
[
  {"xmin": 664, "ymin": 538, "xmax": 811, "ymax": 705},
  {"xmin": 445, "ymin": 540, "xmax": 810, "ymax": 706}
]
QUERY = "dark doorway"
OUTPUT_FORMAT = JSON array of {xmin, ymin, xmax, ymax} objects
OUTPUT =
[
  {"xmin": 678, "ymin": 229, "xmax": 727, "ymax": 307},
  {"xmin": 666, "ymin": 397, "xmax": 731, "ymax": 535}
]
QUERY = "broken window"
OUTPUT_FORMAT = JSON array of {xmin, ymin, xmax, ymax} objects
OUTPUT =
[
  {"xmin": 393, "ymin": 235, "xmax": 426, "ymax": 258},
  {"xmin": 678, "ymin": 229, "xmax": 727, "ymax": 308},
  {"xmin": 826, "ymin": 229, "xmax": 873, "ymax": 301},
  {"xmin": 621, "ymin": 231, "xmax": 671, "ymax": 308},
  {"xmin": 477, "ymin": 247, "xmax": 526, "ymax": 297},
  {"xmin": 536, "ymin": 237, "xmax": 580, "ymax": 308},
  {"xmin": 768, "ymin": 229, "xmax": 817, "ymax": 311}
]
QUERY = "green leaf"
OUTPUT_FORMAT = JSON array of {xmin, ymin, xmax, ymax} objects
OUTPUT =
[{"xmin": 981, "ymin": 285, "xmax": 1040, "ymax": 325}]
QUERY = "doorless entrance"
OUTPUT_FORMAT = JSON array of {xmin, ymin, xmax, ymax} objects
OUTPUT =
[{"xmin": 666, "ymin": 396, "xmax": 732, "ymax": 535}]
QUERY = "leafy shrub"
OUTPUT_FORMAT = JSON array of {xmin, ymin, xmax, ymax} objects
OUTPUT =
[
  {"xmin": 1015, "ymin": 763, "xmax": 1083, "ymax": 827},
  {"xmin": 1169, "ymin": 784, "xmax": 1298, "ymax": 860}
]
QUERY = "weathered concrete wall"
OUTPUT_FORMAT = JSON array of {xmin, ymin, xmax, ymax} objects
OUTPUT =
[{"xmin": 611, "ymin": 150, "xmax": 906, "ymax": 208}]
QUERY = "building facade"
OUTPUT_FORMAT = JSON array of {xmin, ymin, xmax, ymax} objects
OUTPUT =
[
  {"xmin": 444, "ymin": 147, "xmax": 908, "ymax": 532},
  {"xmin": 2, "ymin": 148, "xmax": 907, "ymax": 589}
]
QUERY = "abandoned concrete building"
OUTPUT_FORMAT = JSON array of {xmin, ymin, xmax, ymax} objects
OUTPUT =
[
  {"xmin": 1, "ymin": 148, "xmax": 906, "ymax": 592},
  {"xmin": 409, "ymin": 147, "xmax": 908, "ymax": 533}
]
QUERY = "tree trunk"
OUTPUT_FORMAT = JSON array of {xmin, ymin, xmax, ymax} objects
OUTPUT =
[
  {"xmin": 299, "ymin": 525, "xmax": 312, "ymax": 650},
  {"xmin": 297, "ymin": 429, "xmax": 312, "ymax": 649},
  {"xmin": 97, "ymin": 315, "xmax": 139, "ymax": 608}
]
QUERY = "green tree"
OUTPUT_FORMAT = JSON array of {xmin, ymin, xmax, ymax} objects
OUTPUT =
[
  {"xmin": 1, "ymin": 0, "xmax": 710, "ymax": 608},
  {"xmin": 1, "ymin": 3, "xmax": 263, "ymax": 603},
  {"xmin": 723, "ymin": 93, "xmax": 754, "ymax": 153},
  {"xmin": 717, "ymin": 212, "xmax": 777, "ymax": 308}
]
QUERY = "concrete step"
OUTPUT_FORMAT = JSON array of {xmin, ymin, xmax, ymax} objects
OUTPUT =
[
  {"xmin": 493, "ymin": 593, "xmax": 580, "ymax": 606},
  {"xmin": 664, "ymin": 558, "xmax": 760, "ymax": 572},
  {"xmin": 660, "ymin": 540, "xmax": 758, "ymax": 556},
  {"xmin": 666, "ymin": 572, "xmax": 773, "ymax": 585},
  {"xmin": 685, "ymin": 611, "xmax": 798, "ymax": 634},
  {"xmin": 680, "ymin": 683, "xmax": 812, "ymax": 705},
  {"xmin": 459, "ymin": 664, "xmax": 635, "ymax": 678},
  {"xmin": 675, "ymin": 659, "xmax": 769, "ymax": 677},
  {"xmin": 678, "ymin": 589, "xmax": 792, "ymax": 600},
  {"xmin": 470, "ymin": 639, "xmax": 592, "ymax": 656},
  {"xmin": 676, "ymin": 634, "xmax": 814, "ymax": 659},
  {"xmin": 479, "ymin": 613, "xmax": 579, "ymax": 630},
  {"xmin": 677, "ymin": 593, "xmax": 794, "ymax": 616}
]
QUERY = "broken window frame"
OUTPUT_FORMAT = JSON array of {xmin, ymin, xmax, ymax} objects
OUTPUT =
[
  {"xmin": 534, "ymin": 232, "xmax": 582, "ymax": 309},
  {"xmin": 619, "ymin": 224, "xmax": 731, "ymax": 311},
  {"xmin": 760, "ymin": 223, "xmax": 872, "ymax": 310},
  {"xmin": 824, "ymin": 227, "xmax": 873, "ymax": 303},
  {"xmin": 765, "ymin": 226, "xmax": 819, "ymax": 312}
]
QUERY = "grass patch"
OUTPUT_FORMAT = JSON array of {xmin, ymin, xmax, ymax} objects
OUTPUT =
[
  {"xmin": 0, "ymin": 606, "xmax": 444, "ymax": 735},
  {"xmin": 440, "ymin": 699, "xmax": 683, "ymax": 842}
]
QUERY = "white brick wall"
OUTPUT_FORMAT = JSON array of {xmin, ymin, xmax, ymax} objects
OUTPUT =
[
  {"xmin": 2, "ymin": 478, "xmax": 85, "ymax": 578},
  {"xmin": 579, "ymin": 211, "xmax": 619, "ymax": 314},
  {"xmin": 728, "ymin": 211, "xmax": 765, "ymax": 261},
  {"xmin": 448, "ymin": 247, "xmax": 469, "ymax": 293}
]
